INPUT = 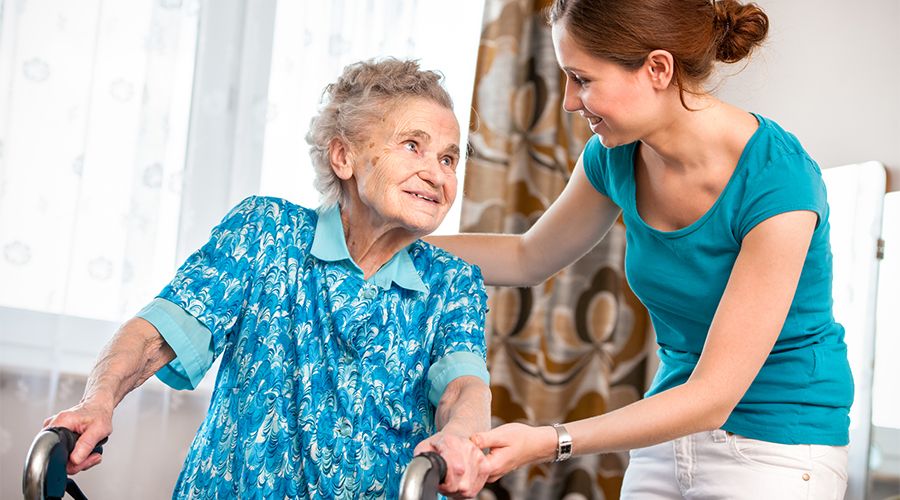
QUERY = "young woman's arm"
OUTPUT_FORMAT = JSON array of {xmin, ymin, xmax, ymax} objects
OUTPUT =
[
  {"xmin": 472, "ymin": 210, "xmax": 818, "ymax": 479},
  {"xmin": 428, "ymin": 154, "xmax": 621, "ymax": 286}
]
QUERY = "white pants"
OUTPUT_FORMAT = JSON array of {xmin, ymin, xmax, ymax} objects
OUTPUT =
[{"xmin": 620, "ymin": 430, "xmax": 848, "ymax": 500}]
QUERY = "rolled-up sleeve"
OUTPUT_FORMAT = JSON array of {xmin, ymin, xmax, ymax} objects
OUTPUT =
[
  {"xmin": 426, "ymin": 351, "xmax": 489, "ymax": 405},
  {"xmin": 137, "ymin": 298, "xmax": 214, "ymax": 390}
]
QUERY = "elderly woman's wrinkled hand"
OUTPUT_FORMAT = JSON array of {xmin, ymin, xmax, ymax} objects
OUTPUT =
[
  {"xmin": 42, "ymin": 399, "xmax": 114, "ymax": 475},
  {"xmin": 414, "ymin": 431, "xmax": 489, "ymax": 499}
]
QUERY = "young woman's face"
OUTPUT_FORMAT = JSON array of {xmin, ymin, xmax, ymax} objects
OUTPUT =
[
  {"xmin": 551, "ymin": 23, "xmax": 656, "ymax": 148},
  {"xmin": 342, "ymin": 97, "xmax": 461, "ymax": 237}
]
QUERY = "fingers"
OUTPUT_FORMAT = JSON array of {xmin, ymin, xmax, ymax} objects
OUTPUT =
[
  {"xmin": 67, "ymin": 452, "xmax": 102, "ymax": 475},
  {"xmin": 470, "ymin": 428, "xmax": 522, "ymax": 484},
  {"xmin": 42, "ymin": 404, "xmax": 113, "ymax": 474},
  {"xmin": 413, "ymin": 438, "xmax": 436, "ymax": 456},
  {"xmin": 469, "ymin": 427, "xmax": 506, "ymax": 450},
  {"xmin": 469, "ymin": 431, "xmax": 487, "ymax": 450},
  {"xmin": 67, "ymin": 423, "xmax": 109, "ymax": 473},
  {"xmin": 43, "ymin": 411, "xmax": 72, "ymax": 431},
  {"xmin": 71, "ymin": 431, "xmax": 103, "ymax": 465},
  {"xmin": 434, "ymin": 435, "xmax": 490, "ymax": 498},
  {"xmin": 483, "ymin": 451, "xmax": 511, "ymax": 484}
]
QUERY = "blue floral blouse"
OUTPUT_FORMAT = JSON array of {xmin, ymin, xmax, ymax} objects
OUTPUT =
[{"xmin": 137, "ymin": 196, "xmax": 489, "ymax": 499}]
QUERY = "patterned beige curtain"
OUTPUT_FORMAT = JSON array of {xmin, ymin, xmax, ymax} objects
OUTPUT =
[{"xmin": 462, "ymin": 1, "xmax": 653, "ymax": 498}]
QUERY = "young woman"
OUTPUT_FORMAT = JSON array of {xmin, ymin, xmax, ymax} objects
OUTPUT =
[{"xmin": 428, "ymin": 0, "xmax": 852, "ymax": 497}]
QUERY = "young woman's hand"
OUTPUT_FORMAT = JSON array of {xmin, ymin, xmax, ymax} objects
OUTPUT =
[{"xmin": 470, "ymin": 423, "xmax": 558, "ymax": 483}]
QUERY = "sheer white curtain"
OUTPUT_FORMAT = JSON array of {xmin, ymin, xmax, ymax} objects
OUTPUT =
[
  {"xmin": 0, "ymin": 0, "xmax": 197, "ymax": 325},
  {"xmin": 0, "ymin": 1, "xmax": 201, "ymax": 498},
  {"xmin": 260, "ymin": 0, "xmax": 485, "ymax": 234}
]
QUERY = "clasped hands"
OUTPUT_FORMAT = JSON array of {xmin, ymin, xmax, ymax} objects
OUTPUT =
[
  {"xmin": 46, "ymin": 400, "xmax": 557, "ymax": 499},
  {"xmin": 415, "ymin": 422, "xmax": 558, "ymax": 498}
]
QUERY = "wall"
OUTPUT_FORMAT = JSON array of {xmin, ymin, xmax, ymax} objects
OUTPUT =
[{"xmin": 716, "ymin": 0, "xmax": 900, "ymax": 191}]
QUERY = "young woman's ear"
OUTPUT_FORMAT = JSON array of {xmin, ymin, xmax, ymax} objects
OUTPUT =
[
  {"xmin": 329, "ymin": 138, "xmax": 354, "ymax": 181},
  {"xmin": 645, "ymin": 49, "xmax": 675, "ymax": 90}
]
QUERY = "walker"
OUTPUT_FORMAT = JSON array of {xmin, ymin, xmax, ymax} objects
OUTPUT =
[
  {"xmin": 23, "ymin": 427, "xmax": 446, "ymax": 499},
  {"xmin": 22, "ymin": 427, "xmax": 105, "ymax": 500},
  {"xmin": 398, "ymin": 451, "xmax": 447, "ymax": 500}
]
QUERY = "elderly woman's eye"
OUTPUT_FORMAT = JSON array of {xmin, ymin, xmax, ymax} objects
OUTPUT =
[
  {"xmin": 404, "ymin": 141, "xmax": 418, "ymax": 152},
  {"xmin": 441, "ymin": 156, "xmax": 456, "ymax": 168}
]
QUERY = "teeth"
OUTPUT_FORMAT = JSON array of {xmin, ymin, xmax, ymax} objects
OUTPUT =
[{"xmin": 414, "ymin": 193, "xmax": 435, "ymax": 202}]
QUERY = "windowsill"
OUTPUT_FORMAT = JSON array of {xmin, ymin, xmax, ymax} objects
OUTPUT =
[
  {"xmin": 0, "ymin": 305, "xmax": 217, "ymax": 391},
  {"xmin": 0, "ymin": 306, "xmax": 120, "ymax": 375}
]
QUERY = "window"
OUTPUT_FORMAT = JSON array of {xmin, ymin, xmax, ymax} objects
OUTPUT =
[
  {"xmin": 259, "ymin": 0, "xmax": 485, "ymax": 235},
  {"xmin": 0, "ymin": 0, "xmax": 198, "ymax": 323},
  {"xmin": 0, "ymin": 0, "xmax": 485, "ymax": 374}
]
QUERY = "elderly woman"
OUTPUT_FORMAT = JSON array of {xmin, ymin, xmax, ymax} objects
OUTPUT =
[{"xmin": 43, "ymin": 58, "xmax": 491, "ymax": 498}]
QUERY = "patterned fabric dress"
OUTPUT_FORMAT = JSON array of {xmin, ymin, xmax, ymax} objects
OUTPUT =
[{"xmin": 138, "ymin": 196, "xmax": 489, "ymax": 498}]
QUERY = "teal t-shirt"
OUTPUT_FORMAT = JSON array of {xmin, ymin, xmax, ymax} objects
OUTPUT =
[{"xmin": 582, "ymin": 113, "xmax": 852, "ymax": 445}]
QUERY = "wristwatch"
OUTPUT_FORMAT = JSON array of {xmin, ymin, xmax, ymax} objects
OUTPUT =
[{"xmin": 552, "ymin": 423, "xmax": 573, "ymax": 462}]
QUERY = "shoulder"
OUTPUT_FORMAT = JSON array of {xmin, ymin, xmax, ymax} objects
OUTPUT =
[
  {"xmin": 228, "ymin": 196, "xmax": 316, "ymax": 224},
  {"xmin": 224, "ymin": 196, "xmax": 317, "ymax": 227},
  {"xmin": 581, "ymin": 135, "xmax": 638, "ymax": 199},
  {"xmin": 408, "ymin": 240, "xmax": 486, "ymax": 290},
  {"xmin": 746, "ymin": 115, "xmax": 821, "ymax": 177},
  {"xmin": 738, "ymin": 115, "xmax": 825, "ymax": 202},
  {"xmin": 733, "ymin": 116, "xmax": 828, "ymax": 236},
  {"xmin": 220, "ymin": 196, "xmax": 319, "ymax": 246},
  {"xmin": 582, "ymin": 135, "xmax": 637, "ymax": 169}
]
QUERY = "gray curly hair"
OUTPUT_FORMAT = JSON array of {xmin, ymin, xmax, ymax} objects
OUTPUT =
[{"xmin": 305, "ymin": 58, "xmax": 455, "ymax": 208}]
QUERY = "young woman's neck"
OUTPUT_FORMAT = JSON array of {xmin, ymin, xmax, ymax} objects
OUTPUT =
[{"xmin": 643, "ymin": 97, "xmax": 758, "ymax": 176}]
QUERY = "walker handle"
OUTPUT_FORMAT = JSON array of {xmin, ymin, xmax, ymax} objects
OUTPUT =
[
  {"xmin": 398, "ymin": 451, "xmax": 447, "ymax": 500},
  {"xmin": 22, "ymin": 427, "xmax": 107, "ymax": 500}
]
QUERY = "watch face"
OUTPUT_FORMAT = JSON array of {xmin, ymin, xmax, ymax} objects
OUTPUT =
[{"xmin": 553, "ymin": 423, "xmax": 573, "ymax": 461}]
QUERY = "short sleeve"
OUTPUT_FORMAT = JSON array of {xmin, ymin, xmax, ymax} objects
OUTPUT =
[
  {"xmin": 426, "ymin": 264, "xmax": 490, "ymax": 406},
  {"xmin": 153, "ymin": 196, "xmax": 274, "ymax": 385},
  {"xmin": 138, "ymin": 298, "xmax": 214, "ymax": 390},
  {"xmin": 736, "ymin": 154, "xmax": 827, "ymax": 239},
  {"xmin": 581, "ymin": 135, "xmax": 610, "ymax": 197}
]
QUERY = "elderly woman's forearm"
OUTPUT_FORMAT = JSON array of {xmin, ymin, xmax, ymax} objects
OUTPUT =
[
  {"xmin": 81, "ymin": 317, "xmax": 175, "ymax": 410},
  {"xmin": 435, "ymin": 377, "xmax": 492, "ymax": 435}
]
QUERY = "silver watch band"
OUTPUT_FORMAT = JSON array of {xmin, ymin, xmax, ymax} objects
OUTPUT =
[{"xmin": 552, "ymin": 423, "xmax": 573, "ymax": 462}]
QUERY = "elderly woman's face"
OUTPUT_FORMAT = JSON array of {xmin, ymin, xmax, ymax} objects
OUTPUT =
[{"xmin": 344, "ymin": 97, "xmax": 461, "ymax": 236}]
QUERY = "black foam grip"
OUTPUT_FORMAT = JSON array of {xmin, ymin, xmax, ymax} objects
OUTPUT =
[
  {"xmin": 420, "ymin": 451, "xmax": 447, "ymax": 483},
  {"xmin": 49, "ymin": 427, "xmax": 108, "ymax": 456}
]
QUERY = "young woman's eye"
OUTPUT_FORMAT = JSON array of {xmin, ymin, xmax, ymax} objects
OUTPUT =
[
  {"xmin": 571, "ymin": 74, "xmax": 587, "ymax": 86},
  {"xmin": 404, "ymin": 141, "xmax": 418, "ymax": 153}
]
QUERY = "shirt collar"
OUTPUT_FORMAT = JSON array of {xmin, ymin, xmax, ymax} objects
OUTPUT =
[{"xmin": 311, "ymin": 205, "xmax": 427, "ymax": 293}]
